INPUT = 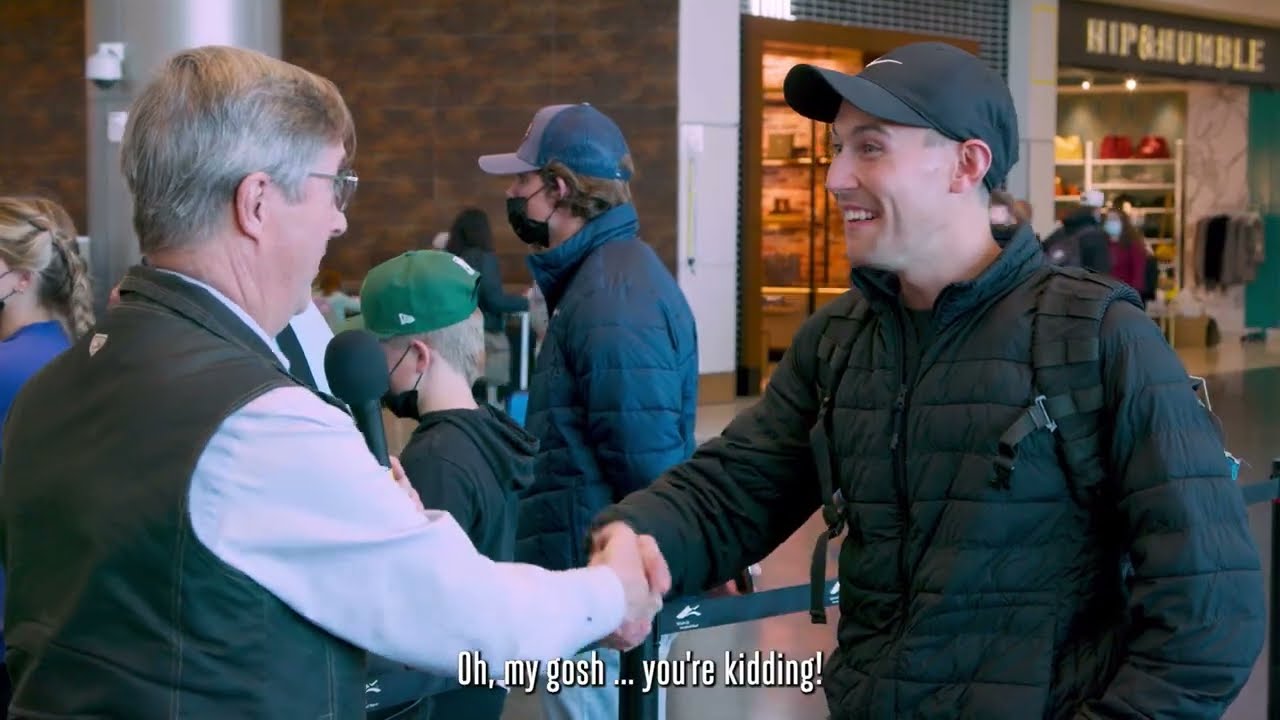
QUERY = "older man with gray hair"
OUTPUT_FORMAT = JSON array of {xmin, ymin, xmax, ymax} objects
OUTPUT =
[{"xmin": 0, "ymin": 46, "xmax": 667, "ymax": 716}]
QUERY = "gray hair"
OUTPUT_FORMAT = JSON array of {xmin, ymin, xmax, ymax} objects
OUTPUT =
[
  {"xmin": 393, "ymin": 310, "xmax": 485, "ymax": 386},
  {"xmin": 121, "ymin": 46, "xmax": 356, "ymax": 254}
]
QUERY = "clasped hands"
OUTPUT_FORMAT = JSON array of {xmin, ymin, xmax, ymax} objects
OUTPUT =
[{"xmin": 588, "ymin": 522, "xmax": 671, "ymax": 651}]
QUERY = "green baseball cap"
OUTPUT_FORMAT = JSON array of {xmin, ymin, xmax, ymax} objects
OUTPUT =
[{"xmin": 359, "ymin": 250, "xmax": 481, "ymax": 339}]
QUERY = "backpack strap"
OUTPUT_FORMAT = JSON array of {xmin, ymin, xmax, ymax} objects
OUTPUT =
[
  {"xmin": 808, "ymin": 298, "xmax": 870, "ymax": 624},
  {"xmin": 993, "ymin": 267, "xmax": 1141, "ymax": 503}
]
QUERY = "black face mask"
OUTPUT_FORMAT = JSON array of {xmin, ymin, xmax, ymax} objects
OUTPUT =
[
  {"xmin": 506, "ymin": 186, "xmax": 553, "ymax": 248},
  {"xmin": 380, "ymin": 344, "xmax": 424, "ymax": 421},
  {"xmin": 382, "ymin": 386, "xmax": 420, "ymax": 421}
]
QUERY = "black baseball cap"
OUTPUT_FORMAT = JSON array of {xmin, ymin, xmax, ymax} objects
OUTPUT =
[{"xmin": 783, "ymin": 42, "xmax": 1018, "ymax": 190}]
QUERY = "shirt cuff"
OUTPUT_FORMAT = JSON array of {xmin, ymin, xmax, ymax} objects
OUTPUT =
[{"xmin": 562, "ymin": 565, "xmax": 627, "ymax": 652}]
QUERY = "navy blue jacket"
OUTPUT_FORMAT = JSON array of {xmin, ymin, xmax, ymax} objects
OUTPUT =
[{"xmin": 518, "ymin": 203, "xmax": 698, "ymax": 571}]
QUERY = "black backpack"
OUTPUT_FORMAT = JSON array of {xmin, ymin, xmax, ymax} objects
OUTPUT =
[{"xmin": 805, "ymin": 267, "xmax": 1142, "ymax": 622}]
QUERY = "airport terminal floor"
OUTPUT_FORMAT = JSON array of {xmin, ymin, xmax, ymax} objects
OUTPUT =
[{"xmin": 499, "ymin": 338, "xmax": 1280, "ymax": 720}]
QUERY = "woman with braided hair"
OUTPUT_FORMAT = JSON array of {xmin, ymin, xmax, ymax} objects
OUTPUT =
[
  {"xmin": 0, "ymin": 196, "xmax": 96, "ymax": 460},
  {"xmin": 0, "ymin": 195, "xmax": 94, "ymax": 706}
]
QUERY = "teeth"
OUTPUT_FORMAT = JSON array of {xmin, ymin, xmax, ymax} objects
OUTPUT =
[{"xmin": 844, "ymin": 209, "xmax": 876, "ymax": 221}]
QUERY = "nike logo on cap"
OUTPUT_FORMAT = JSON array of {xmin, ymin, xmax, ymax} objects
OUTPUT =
[{"xmin": 865, "ymin": 58, "xmax": 903, "ymax": 67}]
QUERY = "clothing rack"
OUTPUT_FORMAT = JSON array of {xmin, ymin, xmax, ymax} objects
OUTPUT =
[{"xmin": 1236, "ymin": 200, "xmax": 1276, "ymax": 342}]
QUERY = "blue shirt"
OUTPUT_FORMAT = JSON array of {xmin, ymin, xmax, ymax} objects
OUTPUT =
[
  {"xmin": 0, "ymin": 320, "xmax": 71, "ymax": 466},
  {"xmin": 0, "ymin": 319, "xmax": 70, "ymax": 647}
]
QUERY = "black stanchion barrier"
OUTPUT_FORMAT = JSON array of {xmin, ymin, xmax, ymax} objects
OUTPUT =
[
  {"xmin": 1271, "ymin": 458, "xmax": 1280, "ymax": 720},
  {"xmin": 619, "ymin": 464, "xmax": 1280, "ymax": 720}
]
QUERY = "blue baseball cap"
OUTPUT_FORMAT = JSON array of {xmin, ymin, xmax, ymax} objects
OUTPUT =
[{"xmin": 478, "ymin": 103, "xmax": 633, "ymax": 181}]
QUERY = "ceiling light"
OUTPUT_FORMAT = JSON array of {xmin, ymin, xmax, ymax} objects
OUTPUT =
[
  {"xmin": 1124, "ymin": 77, "xmax": 1137, "ymax": 91},
  {"xmin": 1081, "ymin": 80, "xmax": 1091, "ymax": 90}
]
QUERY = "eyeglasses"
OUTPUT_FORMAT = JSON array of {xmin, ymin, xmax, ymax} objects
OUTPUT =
[{"xmin": 310, "ymin": 170, "xmax": 359, "ymax": 212}]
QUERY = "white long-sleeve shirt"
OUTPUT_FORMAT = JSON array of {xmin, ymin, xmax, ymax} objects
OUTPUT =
[{"xmin": 170, "ymin": 272, "xmax": 625, "ymax": 674}]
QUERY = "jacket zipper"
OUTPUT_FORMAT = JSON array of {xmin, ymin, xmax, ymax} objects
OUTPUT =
[{"xmin": 887, "ymin": 311, "xmax": 914, "ymax": 712}]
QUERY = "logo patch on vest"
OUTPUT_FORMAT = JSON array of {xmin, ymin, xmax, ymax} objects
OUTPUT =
[{"xmin": 88, "ymin": 333, "xmax": 108, "ymax": 356}]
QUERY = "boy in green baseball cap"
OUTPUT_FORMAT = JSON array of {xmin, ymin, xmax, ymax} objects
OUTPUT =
[{"xmin": 359, "ymin": 250, "xmax": 536, "ymax": 720}]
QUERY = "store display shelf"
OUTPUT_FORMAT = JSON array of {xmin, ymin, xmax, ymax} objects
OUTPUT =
[
  {"xmin": 762, "ymin": 157, "xmax": 831, "ymax": 167},
  {"xmin": 762, "ymin": 221, "xmax": 814, "ymax": 231},
  {"xmin": 1091, "ymin": 182, "xmax": 1176, "ymax": 191},
  {"xmin": 1055, "ymin": 158, "xmax": 1175, "ymax": 167}
]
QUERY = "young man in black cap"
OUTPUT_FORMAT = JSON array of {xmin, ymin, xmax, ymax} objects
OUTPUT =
[{"xmin": 589, "ymin": 42, "xmax": 1265, "ymax": 719}]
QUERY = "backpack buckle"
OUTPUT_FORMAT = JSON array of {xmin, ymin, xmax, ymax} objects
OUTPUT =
[
  {"xmin": 821, "ymin": 489, "xmax": 847, "ymax": 536},
  {"xmin": 1030, "ymin": 394, "xmax": 1058, "ymax": 433}
]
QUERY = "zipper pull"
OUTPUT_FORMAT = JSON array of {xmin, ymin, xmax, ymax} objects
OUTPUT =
[{"xmin": 889, "ymin": 384, "xmax": 908, "ymax": 451}]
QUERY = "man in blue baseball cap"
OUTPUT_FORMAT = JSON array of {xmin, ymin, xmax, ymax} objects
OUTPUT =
[
  {"xmin": 588, "ymin": 41, "xmax": 1263, "ymax": 720},
  {"xmin": 478, "ymin": 104, "xmax": 698, "ymax": 720}
]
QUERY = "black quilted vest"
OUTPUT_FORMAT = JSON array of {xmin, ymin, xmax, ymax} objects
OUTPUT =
[{"xmin": 0, "ymin": 266, "xmax": 366, "ymax": 718}]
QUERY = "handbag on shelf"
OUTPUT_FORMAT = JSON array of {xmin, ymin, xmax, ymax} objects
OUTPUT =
[
  {"xmin": 1099, "ymin": 135, "xmax": 1133, "ymax": 159},
  {"xmin": 1135, "ymin": 135, "xmax": 1170, "ymax": 159},
  {"xmin": 1054, "ymin": 135, "xmax": 1083, "ymax": 161}
]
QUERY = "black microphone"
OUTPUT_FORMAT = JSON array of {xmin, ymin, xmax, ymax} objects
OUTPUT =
[{"xmin": 324, "ymin": 328, "xmax": 392, "ymax": 467}]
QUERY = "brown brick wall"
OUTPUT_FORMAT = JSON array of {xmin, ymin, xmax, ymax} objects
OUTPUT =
[
  {"xmin": 0, "ymin": 0, "xmax": 88, "ymax": 232},
  {"xmin": 1, "ymin": 0, "xmax": 678, "ymax": 287},
  {"xmin": 284, "ymin": 1, "xmax": 679, "ymax": 287}
]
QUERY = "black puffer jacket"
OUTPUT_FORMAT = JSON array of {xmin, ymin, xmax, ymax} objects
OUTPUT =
[{"xmin": 595, "ymin": 227, "xmax": 1265, "ymax": 719}]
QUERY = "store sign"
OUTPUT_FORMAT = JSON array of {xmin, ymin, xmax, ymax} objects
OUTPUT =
[{"xmin": 1059, "ymin": 1, "xmax": 1280, "ymax": 86}]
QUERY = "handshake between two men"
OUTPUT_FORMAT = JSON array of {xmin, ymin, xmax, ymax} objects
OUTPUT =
[
  {"xmin": 588, "ymin": 523, "xmax": 672, "ymax": 651},
  {"xmin": 388, "ymin": 456, "xmax": 673, "ymax": 652}
]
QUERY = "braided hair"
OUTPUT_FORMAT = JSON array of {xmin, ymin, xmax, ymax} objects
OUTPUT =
[{"xmin": 0, "ymin": 196, "xmax": 96, "ymax": 340}]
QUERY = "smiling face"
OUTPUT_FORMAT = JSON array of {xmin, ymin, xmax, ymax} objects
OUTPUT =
[{"xmin": 826, "ymin": 104, "xmax": 966, "ymax": 272}]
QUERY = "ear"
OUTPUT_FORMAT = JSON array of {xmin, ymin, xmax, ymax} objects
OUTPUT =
[
  {"xmin": 411, "ymin": 339, "xmax": 433, "ymax": 375},
  {"xmin": 950, "ymin": 139, "xmax": 993, "ymax": 195},
  {"xmin": 232, "ymin": 171, "xmax": 273, "ymax": 242},
  {"xmin": 14, "ymin": 269, "xmax": 35, "ymax": 291},
  {"xmin": 550, "ymin": 175, "xmax": 570, "ymax": 201}
]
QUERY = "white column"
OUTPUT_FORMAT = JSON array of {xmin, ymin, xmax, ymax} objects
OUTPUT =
[
  {"xmin": 1004, "ymin": 0, "xmax": 1060, "ymax": 238},
  {"xmin": 85, "ymin": 0, "xmax": 282, "ymax": 311},
  {"xmin": 677, "ymin": 0, "xmax": 741, "ymax": 382}
]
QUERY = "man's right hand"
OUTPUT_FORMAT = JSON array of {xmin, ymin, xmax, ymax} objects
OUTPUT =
[
  {"xmin": 589, "ymin": 522, "xmax": 670, "ymax": 650},
  {"xmin": 388, "ymin": 456, "xmax": 423, "ymax": 511}
]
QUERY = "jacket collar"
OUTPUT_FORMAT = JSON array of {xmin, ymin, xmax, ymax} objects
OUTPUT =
[
  {"xmin": 527, "ymin": 203, "xmax": 639, "ymax": 312},
  {"xmin": 850, "ymin": 224, "xmax": 1048, "ymax": 328},
  {"xmin": 117, "ymin": 265, "xmax": 286, "ymax": 370}
]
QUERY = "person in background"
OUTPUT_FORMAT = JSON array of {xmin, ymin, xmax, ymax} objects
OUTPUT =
[
  {"xmin": 0, "ymin": 196, "xmax": 95, "ymax": 463},
  {"xmin": 361, "ymin": 249, "xmax": 537, "ymax": 719},
  {"xmin": 478, "ymin": 103, "xmax": 698, "ymax": 720},
  {"xmin": 313, "ymin": 268, "xmax": 360, "ymax": 332},
  {"xmin": 0, "ymin": 46, "xmax": 664, "ymax": 716},
  {"xmin": 1102, "ymin": 206, "xmax": 1149, "ymax": 298},
  {"xmin": 0, "ymin": 195, "xmax": 95, "ymax": 707},
  {"xmin": 444, "ymin": 207, "xmax": 530, "ymax": 403},
  {"xmin": 1042, "ymin": 189, "xmax": 1111, "ymax": 274}
]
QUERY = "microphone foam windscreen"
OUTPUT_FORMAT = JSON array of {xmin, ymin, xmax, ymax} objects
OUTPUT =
[{"xmin": 324, "ymin": 328, "xmax": 391, "ymax": 405}]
